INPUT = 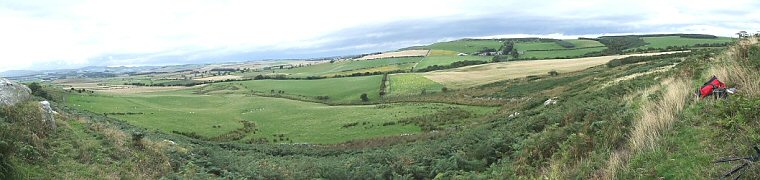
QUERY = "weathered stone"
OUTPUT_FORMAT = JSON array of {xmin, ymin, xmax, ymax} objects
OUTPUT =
[
  {"xmin": 39, "ymin": 101, "xmax": 56, "ymax": 130},
  {"xmin": 0, "ymin": 78, "xmax": 32, "ymax": 106}
]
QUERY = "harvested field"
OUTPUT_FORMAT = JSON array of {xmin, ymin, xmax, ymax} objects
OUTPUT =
[
  {"xmin": 427, "ymin": 50, "xmax": 459, "ymax": 56},
  {"xmin": 358, "ymin": 50, "xmax": 429, "ymax": 60},
  {"xmin": 61, "ymin": 82, "xmax": 197, "ymax": 94},
  {"xmin": 422, "ymin": 51, "xmax": 685, "ymax": 88},
  {"xmin": 194, "ymin": 75, "xmax": 242, "ymax": 81}
]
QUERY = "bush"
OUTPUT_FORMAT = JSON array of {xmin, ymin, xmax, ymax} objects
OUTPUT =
[
  {"xmin": 555, "ymin": 40, "xmax": 576, "ymax": 48},
  {"xmin": 360, "ymin": 93, "xmax": 369, "ymax": 102},
  {"xmin": 548, "ymin": 70, "xmax": 559, "ymax": 76},
  {"xmin": 27, "ymin": 82, "xmax": 51, "ymax": 100}
]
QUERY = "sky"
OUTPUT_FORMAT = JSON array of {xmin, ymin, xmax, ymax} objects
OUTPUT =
[{"xmin": 1, "ymin": 0, "xmax": 759, "ymax": 72}]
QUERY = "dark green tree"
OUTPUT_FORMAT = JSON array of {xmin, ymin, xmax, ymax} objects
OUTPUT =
[
  {"xmin": 28, "ymin": 82, "xmax": 50, "ymax": 99},
  {"xmin": 360, "ymin": 93, "xmax": 369, "ymax": 102}
]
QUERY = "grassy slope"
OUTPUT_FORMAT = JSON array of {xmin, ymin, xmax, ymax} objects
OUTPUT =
[
  {"xmin": 2, "ymin": 101, "xmax": 176, "ymax": 179},
  {"xmin": 425, "ymin": 40, "xmax": 503, "ymax": 54},
  {"xmin": 515, "ymin": 39, "xmax": 607, "ymax": 59},
  {"xmin": 521, "ymin": 47, "xmax": 608, "ymax": 59},
  {"xmin": 620, "ymin": 38, "xmax": 760, "ymax": 179},
  {"xmin": 638, "ymin": 36, "xmax": 734, "ymax": 49},
  {"xmin": 68, "ymin": 92, "xmax": 495, "ymax": 144},
  {"xmin": 238, "ymin": 75, "xmax": 383, "ymax": 102},
  {"xmin": 281, "ymin": 57, "xmax": 423, "ymax": 77}
]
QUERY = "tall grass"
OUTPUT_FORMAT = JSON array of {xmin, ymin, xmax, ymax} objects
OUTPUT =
[
  {"xmin": 604, "ymin": 78, "xmax": 692, "ymax": 179},
  {"xmin": 708, "ymin": 37, "xmax": 760, "ymax": 97},
  {"xmin": 604, "ymin": 37, "xmax": 760, "ymax": 179}
]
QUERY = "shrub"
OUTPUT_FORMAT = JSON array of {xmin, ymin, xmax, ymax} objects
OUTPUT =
[
  {"xmin": 360, "ymin": 93, "xmax": 369, "ymax": 102},
  {"xmin": 548, "ymin": 70, "xmax": 559, "ymax": 76},
  {"xmin": 132, "ymin": 132, "xmax": 145, "ymax": 148},
  {"xmin": 27, "ymin": 82, "xmax": 51, "ymax": 100},
  {"xmin": 555, "ymin": 40, "xmax": 576, "ymax": 48}
]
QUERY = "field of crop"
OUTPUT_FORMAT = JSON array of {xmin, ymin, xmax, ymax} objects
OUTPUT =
[
  {"xmin": 323, "ymin": 63, "xmax": 417, "ymax": 77},
  {"xmin": 68, "ymin": 92, "xmax": 494, "ymax": 144},
  {"xmin": 235, "ymin": 75, "xmax": 383, "ymax": 102},
  {"xmin": 427, "ymin": 50, "xmax": 459, "ymax": 56},
  {"xmin": 638, "ymin": 36, "xmax": 734, "ymax": 49},
  {"xmin": 422, "ymin": 51, "xmax": 682, "ymax": 88},
  {"xmin": 282, "ymin": 57, "xmax": 423, "ymax": 77},
  {"xmin": 424, "ymin": 39, "xmax": 504, "ymax": 54},
  {"xmin": 388, "ymin": 74, "xmax": 445, "ymax": 96},
  {"xmin": 415, "ymin": 55, "xmax": 492, "ymax": 69}
]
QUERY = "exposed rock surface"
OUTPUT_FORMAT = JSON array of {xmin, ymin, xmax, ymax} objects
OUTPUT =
[
  {"xmin": 40, "ymin": 101, "xmax": 56, "ymax": 130},
  {"xmin": 0, "ymin": 77, "xmax": 32, "ymax": 107},
  {"xmin": 0, "ymin": 78, "xmax": 56, "ymax": 130}
]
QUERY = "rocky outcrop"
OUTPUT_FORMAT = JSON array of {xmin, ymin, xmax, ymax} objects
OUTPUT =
[
  {"xmin": 0, "ymin": 78, "xmax": 56, "ymax": 131},
  {"xmin": 39, "ymin": 101, "xmax": 56, "ymax": 130},
  {"xmin": 0, "ymin": 78, "xmax": 32, "ymax": 106}
]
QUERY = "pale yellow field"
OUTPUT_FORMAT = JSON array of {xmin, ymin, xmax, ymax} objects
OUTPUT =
[
  {"xmin": 422, "ymin": 51, "xmax": 685, "ymax": 88},
  {"xmin": 60, "ymin": 83, "xmax": 199, "ymax": 94},
  {"xmin": 194, "ymin": 75, "xmax": 242, "ymax": 81},
  {"xmin": 427, "ymin": 50, "xmax": 458, "ymax": 56},
  {"xmin": 358, "ymin": 50, "xmax": 429, "ymax": 60}
]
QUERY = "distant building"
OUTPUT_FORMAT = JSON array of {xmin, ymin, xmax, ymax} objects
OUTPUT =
[{"xmin": 457, "ymin": 53, "xmax": 468, "ymax": 56}]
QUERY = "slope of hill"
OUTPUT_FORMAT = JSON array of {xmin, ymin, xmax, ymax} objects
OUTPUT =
[{"xmin": 1, "ymin": 35, "xmax": 755, "ymax": 179}]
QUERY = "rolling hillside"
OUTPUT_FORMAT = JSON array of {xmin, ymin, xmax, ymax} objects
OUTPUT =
[{"xmin": 2, "ymin": 34, "xmax": 754, "ymax": 179}]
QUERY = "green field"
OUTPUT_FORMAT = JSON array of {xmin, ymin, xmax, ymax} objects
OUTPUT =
[
  {"xmin": 638, "ymin": 36, "xmax": 734, "ymax": 49},
  {"xmin": 415, "ymin": 55, "xmax": 492, "ymax": 69},
  {"xmin": 424, "ymin": 40, "xmax": 504, "ymax": 54},
  {"xmin": 520, "ymin": 47, "xmax": 608, "ymax": 59},
  {"xmin": 514, "ymin": 39, "xmax": 607, "ymax": 59},
  {"xmin": 280, "ymin": 57, "xmax": 423, "ymax": 77},
  {"xmin": 389, "ymin": 74, "xmax": 445, "ymax": 96},
  {"xmin": 232, "ymin": 75, "xmax": 383, "ymax": 102},
  {"xmin": 514, "ymin": 39, "xmax": 604, "ymax": 51},
  {"xmin": 68, "ymin": 92, "xmax": 494, "ymax": 144}
]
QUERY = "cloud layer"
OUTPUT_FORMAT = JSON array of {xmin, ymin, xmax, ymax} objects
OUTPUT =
[{"xmin": 0, "ymin": 0, "xmax": 758, "ymax": 71}]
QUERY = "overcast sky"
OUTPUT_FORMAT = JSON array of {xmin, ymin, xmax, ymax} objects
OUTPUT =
[{"xmin": 1, "ymin": 0, "xmax": 759, "ymax": 71}]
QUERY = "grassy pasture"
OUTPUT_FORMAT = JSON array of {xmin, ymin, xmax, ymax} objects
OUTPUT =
[
  {"xmin": 281, "ymin": 57, "xmax": 423, "ymax": 77},
  {"xmin": 234, "ymin": 75, "xmax": 383, "ymax": 103},
  {"xmin": 521, "ymin": 47, "xmax": 608, "ymax": 59},
  {"xmin": 638, "ymin": 36, "xmax": 734, "ymax": 49},
  {"xmin": 415, "ymin": 55, "xmax": 492, "ymax": 69},
  {"xmin": 388, "ymin": 74, "xmax": 445, "ymax": 96},
  {"xmin": 566, "ymin": 39, "xmax": 606, "ymax": 47},
  {"xmin": 68, "ymin": 92, "xmax": 494, "ymax": 144},
  {"xmin": 514, "ymin": 39, "xmax": 607, "ymax": 59},
  {"xmin": 424, "ymin": 40, "xmax": 503, "ymax": 54}
]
